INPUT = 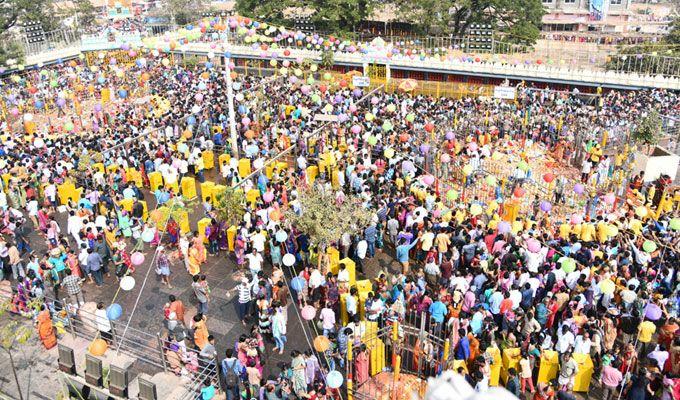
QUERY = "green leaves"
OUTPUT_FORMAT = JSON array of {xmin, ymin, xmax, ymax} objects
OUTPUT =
[
  {"xmin": 632, "ymin": 110, "xmax": 663, "ymax": 147},
  {"xmin": 214, "ymin": 188, "xmax": 246, "ymax": 227}
]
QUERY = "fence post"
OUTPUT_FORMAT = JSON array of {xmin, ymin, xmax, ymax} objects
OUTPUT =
[
  {"xmin": 156, "ymin": 333, "xmax": 168, "ymax": 372},
  {"xmin": 64, "ymin": 298, "xmax": 77, "ymax": 339}
]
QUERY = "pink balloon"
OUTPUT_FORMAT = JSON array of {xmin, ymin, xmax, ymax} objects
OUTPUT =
[
  {"xmin": 440, "ymin": 154, "xmax": 451, "ymax": 163},
  {"xmin": 571, "ymin": 214, "xmax": 583, "ymax": 225},
  {"xmin": 10, "ymin": 107, "xmax": 19, "ymax": 116},
  {"xmin": 263, "ymin": 192, "xmax": 274, "ymax": 203},
  {"xmin": 195, "ymin": 93, "xmax": 204, "ymax": 102},
  {"xmin": 350, "ymin": 125, "xmax": 362, "ymax": 134},
  {"xmin": 604, "ymin": 193, "xmax": 616, "ymax": 204},
  {"xmin": 131, "ymin": 252, "xmax": 145, "ymax": 266},
  {"xmin": 468, "ymin": 142, "xmax": 478, "ymax": 151},
  {"xmin": 349, "ymin": 104, "xmax": 357, "ymax": 113},
  {"xmin": 241, "ymin": 117, "xmax": 251, "ymax": 126},
  {"xmin": 300, "ymin": 85, "xmax": 311, "ymax": 95},
  {"xmin": 422, "ymin": 175, "xmax": 435, "ymax": 186},
  {"xmin": 526, "ymin": 239, "xmax": 541, "ymax": 253}
]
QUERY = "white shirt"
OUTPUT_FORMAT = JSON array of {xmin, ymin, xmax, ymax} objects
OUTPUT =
[
  {"xmin": 356, "ymin": 240, "xmax": 367, "ymax": 259},
  {"xmin": 250, "ymin": 232, "xmax": 266, "ymax": 253},
  {"xmin": 557, "ymin": 330, "xmax": 575, "ymax": 353},
  {"xmin": 338, "ymin": 269, "xmax": 350, "ymax": 283},
  {"xmin": 246, "ymin": 253, "xmax": 263, "ymax": 274},
  {"xmin": 95, "ymin": 309, "xmax": 111, "ymax": 332}
]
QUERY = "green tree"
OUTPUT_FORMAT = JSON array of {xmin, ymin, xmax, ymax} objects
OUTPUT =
[
  {"xmin": 0, "ymin": 0, "xmax": 58, "ymax": 32},
  {"xmin": 0, "ymin": 40, "xmax": 25, "ymax": 67},
  {"xmin": 152, "ymin": 0, "xmax": 208, "ymax": 27},
  {"xmin": 395, "ymin": 0, "xmax": 545, "ymax": 44},
  {"xmin": 0, "ymin": 299, "xmax": 42, "ymax": 400},
  {"xmin": 235, "ymin": 0, "xmax": 288, "ymax": 26},
  {"xmin": 72, "ymin": 0, "xmax": 98, "ymax": 30},
  {"xmin": 309, "ymin": 0, "xmax": 375, "ymax": 35},
  {"xmin": 214, "ymin": 188, "xmax": 247, "ymax": 227},
  {"xmin": 284, "ymin": 185, "xmax": 373, "ymax": 248},
  {"xmin": 606, "ymin": 17, "xmax": 680, "ymax": 73},
  {"xmin": 632, "ymin": 110, "xmax": 663, "ymax": 153}
]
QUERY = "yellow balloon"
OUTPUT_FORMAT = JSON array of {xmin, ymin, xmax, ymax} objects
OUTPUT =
[
  {"xmin": 384, "ymin": 148, "xmax": 395, "ymax": 159},
  {"xmin": 470, "ymin": 204, "xmax": 483, "ymax": 216},
  {"xmin": 491, "ymin": 151, "xmax": 502, "ymax": 161},
  {"xmin": 161, "ymin": 58, "xmax": 170, "ymax": 66},
  {"xmin": 635, "ymin": 206, "xmax": 647, "ymax": 218},
  {"xmin": 462, "ymin": 164, "xmax": 473, "ymax": 176}
]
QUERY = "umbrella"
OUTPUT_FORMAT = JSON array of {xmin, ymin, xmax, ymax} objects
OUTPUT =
[
  {"xmin": 599, "ymin": 279, "xmax": 615, "ymax": 295},
  {"xmin": 398, "ymin": 79, "xmax": 418, "ymax": 92},
  {"xmin": 301, "ymin": 305, "xmax": 316, "ymax": 321},
  {"xmin": 313, "ymin": 335, "xmax": 330, "ymax": 352},
  {"xmin": 644, "ymin": 303, "xmax": 662, "ymax": 321},
  {"xmin": 290, "ymin": 276, "xmax": 305, "ymax": 292}
]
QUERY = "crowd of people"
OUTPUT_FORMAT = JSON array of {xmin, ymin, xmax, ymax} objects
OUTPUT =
[{"xmin": 0, "ymin": 35, "xmax": 679, "ymax": 400}]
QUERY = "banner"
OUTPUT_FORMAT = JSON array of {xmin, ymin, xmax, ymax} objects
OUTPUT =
[
  {"xmin": 352, "ymin": 76, "xmax": 371, "ymax": 87},
  {"xmin": 493, "ymin": 86, "xmax": 516, "ymax": 100},
  {"xmin": 590, "ymin": 0, "xmax": 610, "ymax": 21}
]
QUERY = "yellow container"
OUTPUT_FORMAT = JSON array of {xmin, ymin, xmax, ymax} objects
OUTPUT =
[
  {"xmin": 358, "ymin": 292, "xmax": 369, "ymax": 320},
  {"xmin": 339, "ymin": 293, "xmax": 349, "ymax": 326},
  {"xmin": 148, "ymin": 171, "xmax": 164, "ymax": 191},
  {"xmin": 197, "ymin": 217, "xmax": 212, "ymax": 244},
  {"xmin": 125, "ymin": 167, "xmax": 143, "ymax": 188},
  {"xmin": 246, "ymin": 189, "xmax": 260, "ymax": 207},
  {"xmin": 1, "ymin": 173, "xmax": 11, "ymax": 191},
  {"xmin": 453, "ymin": 359, "xmax": 468, "ymax": 373},
  {"xmin": 500, "ymin": 347, "xmax": 521, "ymax": 384},
  {"xmin": 106, "ymin": 164, "xmax": 119, "ymax": 175},
  {"xmin": 331, "ymin": 168, "xmax": 340, "ymax": 189},
  {"xmin": 306, "ymin": 165, "xmax": 319, "ymax": 184},
  {"xmin": 165, "ymin": 179, "xmax": 179, "ymax": 195},
  {"xmin": 238, "ymin": 158, "xmax": 251, "ymax": 178},
  {"xmin": 338, "ymin": 258, "xmax": 356, "ymax": 287},
  {"xmin": 572, "ymin": 353, "xmax": 594, "ymax": 392},
  {"xmin": 202, "ymin": 150, "xmax": 215, "ymax": 170},
  {"xmin": 355, "ymin": 279, "xmax": 373, "ymax": 295},
  {"xmin": 487, "ymin": 347, "xmax": 502, "ymax": 386},
  {"xmin": 181, "ymin": 176, "xmax": 197, "ymax": 199},
  {"xmin": 101, "ymin": 88, "xmax": 111, "ymax": 103},
  {"xmin": 265, "ymin": 163, "xmax": 275, "ymax": 179},
  {"xmin": 227, "ymin": 225, "xmax": 237, "ymax": 251},
  {"xmin": 218, "ymin": 154, "xmax": 231, "ymax": 170},
  {"xmin": 200, "ymin": 181, "xmax": 215, "ymax": 203},
  {"xmin": 177, "ymin": 210, "xmax": 190, "ymax": 234},
  {"xmin": 328, "ymin": 247, "xmax": 340, "ymax": 274},
  {"xmin": 276, "ymin": 161, "xmax": 288, "ymax": 175},
  {"xmin": 92, "ymin": 163, "xmax": 105, "ymax": 174},
  {"xmin": 57, "ymin": 182, "xmax": 83, "ymax": 205},
  {"xmin": 24, "ymin": 121, "xmax": 36, "ymax": 135},
  {"xmin": 120, "ymin": 198, "xmax": 134, "ymax": 213},
  {"xmin": 140, "ymin": 200, "xmax": 149, "ymax": 221},
  {"xmin": 537, "ymin": 350, "xmax": 560, "ymax": 384}
]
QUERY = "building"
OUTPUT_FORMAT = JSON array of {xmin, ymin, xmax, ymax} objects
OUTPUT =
[{"xmin": 541, "ymin": 0, "xmax": 639, "ymax": 32}]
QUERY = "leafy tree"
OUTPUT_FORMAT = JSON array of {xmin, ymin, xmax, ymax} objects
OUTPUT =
[
  {"xmin": 394, "ymin": 0, "xmax": 545, "ymax": 44},
  {"xmin": 214, "ymin": 188, "xmax": 247, "ymax": 227},
  {"xmin": 632, "ymin": 110, "xmax": 662, "ymax": 153},
  {"xmin": 0, "ymin": 0, "xmax": 58, "ymax": 32},
  {"xmin": 0, "ymin": 299, "xmax": 42, "ymax": 400},
  {"xmin": 606, "ymin": 17, "xmax": 680, "ymax": 73},
  {"xmin": 284, "ymin": 185, "xmax": 373, "ymax": 248},
  {"xmin": 157, "ymin": 0, "xmax": 208, "ymax": 27},
  {"xmin": 320, "ymin": 49, "xmax": 335, "ymax": 69},
  {"xmin": 309, "ymin": 0, "xmax": 375, "ymax": 35},
  {"xmin": 0, "ymin": 40, "xmax": 24, "ymax": 66},
  {"xmin": 70, "ymin": 0, "xmax": 98, "ymax": 31},
  {"xmin": 235, "ymin": 0, "xmax": 288, "ymax": 26}
]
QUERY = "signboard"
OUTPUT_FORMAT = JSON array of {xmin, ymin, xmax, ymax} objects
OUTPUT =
[
  {"xmin": 352, "ymin": 76, "xmax": 371, "ymax": 87},
  {"xmin": 493, "ymin": 86, "xmax": 516, "ymax": 100},
  {"xmin": 314, "ymin": 114, "xmax": 339, "ymax": 122}
]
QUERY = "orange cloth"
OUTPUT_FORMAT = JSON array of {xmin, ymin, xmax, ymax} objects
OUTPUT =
[
  {"xmin": 193, "ymin": 319, "xmax": 209, "ymax": 350},
  {"xmin": 37, "ymin": 310, "xmax": 57, "ymax": 349}
]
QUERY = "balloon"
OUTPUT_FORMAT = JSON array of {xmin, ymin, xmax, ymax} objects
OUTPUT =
[
  {"xmin": 513, "ymin": 187, "xmax": 526, "ymax": 198},
  {"xmin": 572, "ymin": 242, "xmax": 582, "ymax": 252},
  {"xmin": 573, "ymin": 184, "xmax": 584, "ymax": 195},
  {"xmin": 440, "ymin": 154, "xmax": 450, "ymax": 163},
  {"xmin": 350, "ymin": 125, "xmax": 362, "ymax": 134},
  {"xmin": 382, "ymin": 121, "xmax": 393, "ymax": 132},
  {"xmin": 282, "ymin": 253, "xmax": 295, "ymax": 266},
  {"xmin": 604, "ymin": 193, "xmax": 616, "ymax": 205},
  {"xmin": 642, "ymin": 240, "xmax": 657, "ymax": 253},
  {"xmin": 313, "ymin": 335, "xmax": 330, "ymax": 351},
  {"xmin": 497, "ymin": 221, "xmax": 511, "ymax": 234},
  {"xmin": 405, "ymin": 113, "xmax": 415, "ymax": 122},
  {"xmin": 518, "ymin": 160, "xmax": 529, "ymax": 172},
  {"xmin": 56, "ymin": 98, "xmax": 66, "ymax": 107},
  {"xmin": 485, "ymin": 175, "xmax": 496, "ymax": 186},
  {"xmin": 420, "ymin": 144, "xmax": 430, "ymax": 154},
  {"xmin": 599, "ymin": 279, "xmax": 615, "ymax": 295},
  {"xmin": 570, "ymin": 214, "xmax": 583, "ymax": 225},
  {"xmin": 470, "ymin": 204, "xmax": 483, "ymax": 216},
  {"xmin": 560, "ymin": 258, "xmax": 576, "ymax": 273},
  {"xmin": 106, "ymin": 303, "xmax": 123, "ymax": 320},
  {"xmin": 543, "ymin": 173, "xmax": 554, "ymax": 183},
  {"xmin": 118, "ymin": 89, "xmax": 128, "ymax": 99},
  {"xmin": 326, "ymin": 370, "xmax": 343, "ymax": 389},
  {"xmin": 94, "ymin": 103, "xmax": 102, "ymax": 112},
  {"xmin": 526, "ymin": 239, "xmax": 541, "ymax": 253},
  {"xmin": 365, "ymin": 112, "xmax": 374, "ymax": 122},
  {"xmin": 635, "ymin": 206, "xmax": 647, "ymax": 218},
  {"xmin": 462, "ymin": 164, "xmax": 473, "ymax": 176},
  {"xmin": 290, "ymin": 276, "xmax": 305, "ymax": 292},
  {"xmin": 446, "ymin": 190, "xmax": 458, "ymax": 202},
  {"xmin": 367, "ymin": 135, "xmax": 378, "ymax": 146},
  {"xmin": 275, "ymin": 231, "xmax": 288, "ymax": 243},
  {"xmin": 23, "ymin": 113, "xmax": 34, "ymax": 122},
  {"xmin": 445, "ymin": 131, "xmax": 455, "ymax": 140},
  {"xmin": 384, "ymin": 148, "xmax": 395, "ymax": 159},
  {"xmin": 422, "ymin": 175, "xmax": 435, "ymax": 186},
  {"xmin": 301, "ymin": 305, "xmax": 316, "ymax": 320},
  {"xmin": 670, "ymin": 218, "xmax": 680, "ymax": 231},
  {"xmin": 120, "ymin": 276, "xmax": 135, "ymax": 291},
  {"xmin": 491, "ymin": 151, "xmax": 502, "ymax": 161},
  {"xmin": 131, "ymin": 252, "xmax": 145, "ymax": 266},
  {"xmin": 424, "ymin": 123, "xmax": 434, "ymax": 133},
  {"xmin": 540, "ymin": 201, "xmax": 552, "ymax": 212},
  {"xmin": 64, "ymin": 122, "xmax": 75, "ymax": 132},
  {"xmin": 141, "ymin": 229, "xmax": 154, "ymax": 243},
  {"xmin": 35, "ymin": 100, "xmax": 44, "ymax": 109},
  {"xmin": 263, "ymin": 192, "xmax": 274, "ymax": 203},
  {"xmin": 89, "ymin": 339, "xmax": 108, "ymax": 356},
  {"xmin": 644, "ymin": 303, "xmax": 662, "ymax": 321}
]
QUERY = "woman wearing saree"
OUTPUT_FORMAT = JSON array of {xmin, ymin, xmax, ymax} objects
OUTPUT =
[
  {"xmin": 355, "ymin": 344, "xmax": 370, "ymax": 386},
  {"xmin": 291, "ymin": 350, "xmax": 308, "ymax": 397},
  {"xmin": 187, "ymin": 242, "xmax": 202, "ymax": 276},
  {"xmin": 36, "ymin": 305, "xmax": 57, "ymax": 349}
]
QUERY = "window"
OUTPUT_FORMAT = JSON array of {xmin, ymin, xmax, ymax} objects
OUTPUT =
[
  {"xmin": 609, "ymin": 0, "xmax": 622, "ymax": 4},
  {"xmin": 542, "ymin": 0, "xmax": 553, "ymax": 4},
  {"xmin": 563, "ymin": 0, "xmax": 576, "ymax": 4}
]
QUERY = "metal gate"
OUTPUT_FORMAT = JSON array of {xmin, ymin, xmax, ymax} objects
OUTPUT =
[{"xmin": 346, "ymin": 311, "xmax": 451, "ymax": 400}]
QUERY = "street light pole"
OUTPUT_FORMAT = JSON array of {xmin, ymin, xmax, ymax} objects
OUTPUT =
[{"xmin": 224, "ymin": 31, "xmax": 238, "ymax": 158}]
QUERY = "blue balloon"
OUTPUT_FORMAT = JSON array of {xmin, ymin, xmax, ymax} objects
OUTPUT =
[
  {"xmin": 187, "ymin": 115, "xmax": 197, "ymax": 125},
  {"xmin": 35, "ymin": 100, "xmax": 44, "ymax": 109},
  {"xmin": 106, "ymin": 303, "xmax": 123, "ymax": 320},
  {"xmin": 186, "ymin": 24, "xmax": 193, "ymax": 30},
  {"xmin": 57, "ymin": 58, "xmax": 63, "ymax": 64},
  {"xmin": 118, "ymin": 89, "xmax": 128, "ymax": 99},
  {"xmin": 224, "ymin": 51, "xmax": 232, "ymax": 59},
  {"xmin": 98, "ymin": 76, "xmax": 105, "ymax": 84},
  {"xmin": 198, "ymin": 82, "xmax": 206, "ymax": 90},
  {"xmin": 291, "ymin": 277, "xmax": 304, "ymax": 292},
  {"xmin": 205, "ymin": 62, "xmax": 213, "ymax": 69}
]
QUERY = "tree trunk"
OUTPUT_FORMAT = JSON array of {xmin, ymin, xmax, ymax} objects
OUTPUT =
[{"xmin": 5, "ymin": 349, "xmax": 25, "ymax": 400}]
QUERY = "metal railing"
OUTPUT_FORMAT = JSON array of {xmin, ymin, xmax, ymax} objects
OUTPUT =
[
  {"xmin": 46, "ymin": 296, "xmax": 220, "ymax": 399},
  {"xmin": 21, "ymin": 28, "xmax": 81, "ymax": 57}
]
